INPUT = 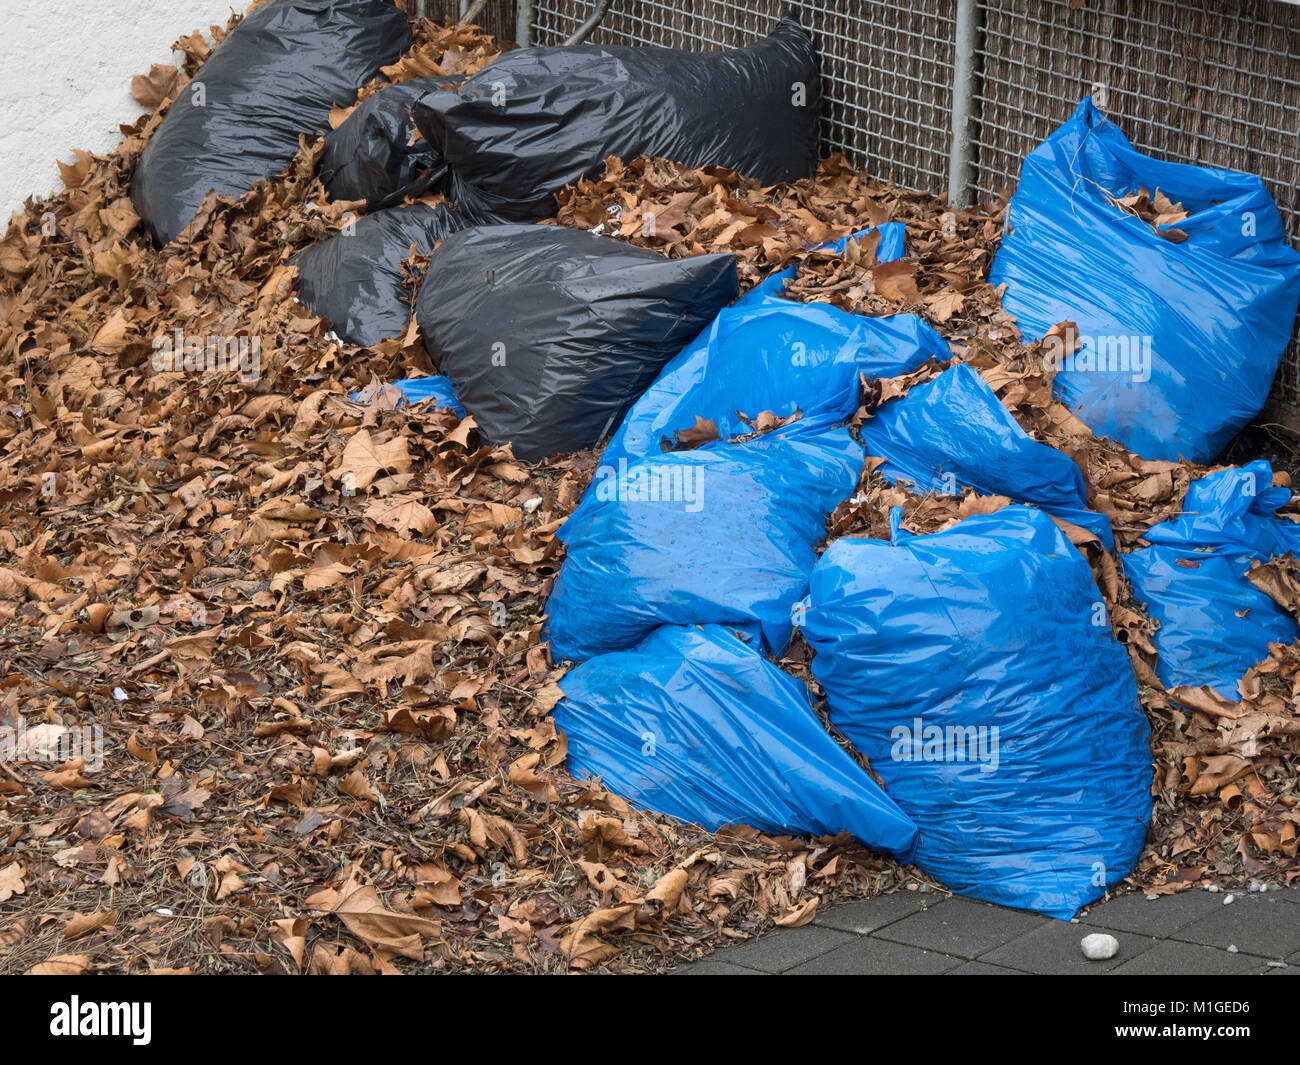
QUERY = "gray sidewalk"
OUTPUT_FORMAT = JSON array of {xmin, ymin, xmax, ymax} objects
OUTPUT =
[{"xmin": 675, "ymin": 887, "xmax": 1300, "ymax": 975}]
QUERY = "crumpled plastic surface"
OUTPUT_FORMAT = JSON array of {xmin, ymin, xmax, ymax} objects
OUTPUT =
[
  {"xmin": 320, "ymin": 75, "xmax": 463, "ymax": 209},
  {"xmin": 860, "ymin": 363, "xmax": 1113, "ymax": 547},
  {"xmin": 293, "ymin": 203, "xmax": 462, "ymax": 346},
  {"xmin": 601, "ymin": 224, "xmax": 951, "ymax": 465},
  {"xmin": 546, "ymin": 427, "xmax": 864, "ymax": 663},
  {"xmin": 412, "ymin": 14, "xmax": 819, "ymax": 223},
  {"xmin": 796, "ymin": 505, "xmax": 1152, "ymax": 919},
  {"xmin": 1124, "ymin": 461, "xmax": 1300, "ymax": 699},
  {"xmin": 131, "ymin": 0, "xmax": 410, "ymax": 245},
  {"xmin": 369, "ymin": 374, "xmax": 464, "ymax": 416},
  {"xmin": 415, "ymin": 223, "xmax": 737, "ymax": 462},
  {"xmin": 555, "ymin": 622, "xmax": 919, "ymax": 860},
  {"xmin": 990, "ymin": 97, "xmax": 1300, "ymax": 463}
]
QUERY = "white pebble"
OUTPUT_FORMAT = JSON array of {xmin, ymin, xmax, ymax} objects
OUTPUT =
[
  {"xmin": 522, "ymin": 496, "xmax": 543, "ymax": 513},
  {"xmin": 1227, "ymin": 944, "xmax": 1239, "ymax": 953},
  {"xmin": 1223, "ymin": 894, "xmax": 1235, "ymax": 905},
  {"xmin": 1081, "ymin": 933, "xmax": 1119, "ymax": 961}
]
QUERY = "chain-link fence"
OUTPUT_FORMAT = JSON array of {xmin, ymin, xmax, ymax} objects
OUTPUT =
[{"xmin": 526, "ymin": 0, "xmax": 1300, "ymax": 415}]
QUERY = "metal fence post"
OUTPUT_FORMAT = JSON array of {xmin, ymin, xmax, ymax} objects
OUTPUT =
[
  {"xmin": 516, "ymin": 0, "xmax": 535, "ymax": 46},
  {"xmin": 948, "ymin": 0, "xmax": 982, "ymax": 208}
]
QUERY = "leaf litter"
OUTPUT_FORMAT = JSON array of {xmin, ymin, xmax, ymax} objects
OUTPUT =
[{"xmin": 0, "ymin": 11, "xmax": 1296, "ymax": 974}]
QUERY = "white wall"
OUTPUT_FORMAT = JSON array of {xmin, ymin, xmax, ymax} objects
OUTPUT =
[{"xmin": 0, "ymin": 1, "xmax": 239, "ymax": 221}]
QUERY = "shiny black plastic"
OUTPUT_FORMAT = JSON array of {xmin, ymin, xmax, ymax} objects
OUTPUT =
[
  {"xmin": 294, "ymin": 203, "xmax": 462, "ymax": 346},
  {"xmin": 131, "ymin": 0, "xmax": 410, "ymax": 244},
  {"xmin": 415, "ymin": 224, "xmax": 738, "ymax": 460},
  {"xmin": 412, "ymin": 15, "xmax": 819, "ymax": 223},
  {"xmin": 320, "ymin": 76, "xmax": 464, "ymax": 209}
]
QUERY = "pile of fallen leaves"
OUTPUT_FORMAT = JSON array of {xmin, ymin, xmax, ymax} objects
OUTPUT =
[
  {"xmin": 1, "ymin": 9, "xmax": 1296, "ymax": 976},
  {"xmin": 0, "ymin": 14, "xmax": 916, "ymax": 977}
]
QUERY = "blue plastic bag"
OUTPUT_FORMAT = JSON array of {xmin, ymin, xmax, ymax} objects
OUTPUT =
[
  {"xmin": 555, "ymin": 622, "xmax": 920, "ymax": 860},
  {"xmin": 601, "ymin": 225, "xmax": 950, "ymax": 466},
  {"xmin": 990, "ymin": 98, "xmax": 1300, "ymax": 463},
  {"xmin": 547, "ymin": 427, "xmax": 864, "ymax": 663},
  {"xmin": 860, "ymin": 363, "xmax": 1113, "ymax": 547},
  {"xmin": 372, "ymin": 375, "xmax": 465, "ymax": 416},
  {"xmin": 1124, "ymin": 461, "xmax": 1300, "ymax": 699},
  {"xmin": 796, "ymin": 505, "xmax": 1152, "ymax": 918}
]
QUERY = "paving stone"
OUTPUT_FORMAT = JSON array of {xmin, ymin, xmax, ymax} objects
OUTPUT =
[
  {"xmin": 872, "ymin": 896, "xmax": 1045, "ymax": 959},
  {"xmin": 707, "ymin": 886, "xmax": 1300, "ymax": 976},
  {"xmin": 812, "ymin": 891, "xmax": 940, "ymax": 935},
  {"xmin": 710, "ymin": 925, "xmax": 856, "ymax": 974},
  {"xmin": 1082, "ymin": 889, "xmax": 1223, "ymax": 937},
  {"xmin": 672, "ymin": 960, "xmax": 766, "ymax": 975},
  {"xmin": 946, "ymin": 960, "xmax": 1027, "ymax": 974},
  {"xmin": 786, "ymin": 936, "xmax": 963, "ymax": 975},
  {"xmin": 979, "ymin": 919, "xmax": 1158, "ymax": 974},
  {"xmin": 1109, "ymin": 939, "xmax": 1264, "ymax": 975},
  {"xmin": 1169, "ymin": 892, "xmax": 1300, "ymax": 958}
]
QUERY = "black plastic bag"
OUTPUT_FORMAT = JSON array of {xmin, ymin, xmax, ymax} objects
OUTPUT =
[
  {"xmin": 320, "ymin": 76, "xmax": 464, "ymax": 209},
  {"xmin": 131, "ymin": 0, "xmax": 411, "ymax": 245},
  {"xmin": 415, "ymin": 224, "xmax": 738, "ymax": 460},
  {"xmin": 294, "ymin": 204, "xmax": 462, "ymax": 346},
  {"xmin": 412, "ymin": 15, "xmax": 819, "ymax": 223}
]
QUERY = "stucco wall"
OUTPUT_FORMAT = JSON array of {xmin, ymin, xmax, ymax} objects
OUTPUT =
[{"xmin": 0, "ymin": 2, "xmax": 239, "ymax": 221}]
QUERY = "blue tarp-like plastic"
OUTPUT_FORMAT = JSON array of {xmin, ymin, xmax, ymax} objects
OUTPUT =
[
  {"xmin": 601, "ymin": 224, "xmax": 951, "ymax": 466},
  {"xmin": 989, "ymin": 98, "xmax": 1300, "ymax": 464},
  {"xmin": 796, "ymin": 505, "xmax": 1152, "ymax": 918},
  {"xmin": 546, "ymin": 427, "xmax": 864, "ymax": 663},
  {"xmin": 1124, "ymin": 461, "xmax": 1300, "ymax": 700},
  {"xmin": 860, "ymin": 363, "xmax": 1113, "ymax": 547},
  {"xmin": 555, "ymin": 622, "xmax": 920, "ymax": 860},
  {"xmin": 371, "ymin": 374, "xmax": 465, "ymax": 416}
]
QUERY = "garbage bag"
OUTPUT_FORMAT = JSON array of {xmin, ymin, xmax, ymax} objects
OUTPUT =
[
  {"xmin": 415, "ymin": 223, "xmax": 738, "ymax": 461},
  {"xmin": 546, "ymin": 426, "xmax": 863, "ymax": 663},
  {"xmin": 293, "ymin": 203, "xmax": 462, "ymax": 346},
  {"xmin": 555, "ymin": 622, "xmax": 919, "ymax": 860},
  {"xmin": 411, "ymin": 14, "xmax": 818, "ymax": 223},
  {"xmin": 1124, "ymin": 461, "xmax": 1300, "ymax": 699},
  {"xmin": 132, "ymin": 0, "xmax": 411, "ymax": 245},
  {"xmin": 602, "ymin": 224, "xmax": 952, "ymax": 466},
  {"xmin": 360, "ymin": 375, "xmax": 464, "ymax": 416},
  {"xmin": 320, "ymin": 76, "xmax": 464, "ymax": 209},
  {"xmin": 989, "ymin": 97, "xmax": 1300, "ymax": 463},
  {"xmin": 860, "ymin": 363, "xmax": 1113, "ymax": 547},
  {"xmin": 796, "ymin": 505, "xmax": 1152, "ymax": 918}
]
